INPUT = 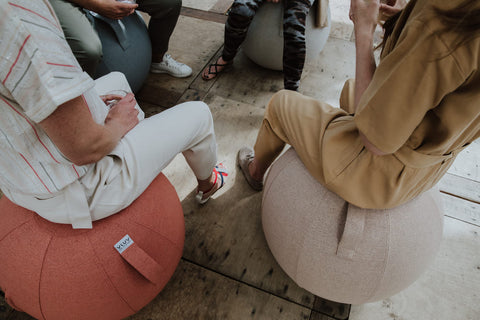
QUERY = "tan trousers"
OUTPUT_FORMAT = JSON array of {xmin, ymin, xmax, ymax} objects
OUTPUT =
[
  {"xmin": 253, "ymin": 80, "xmax": 355, "ymax": 184},
  {"xmin": 254, "ymin": 80, "xmax": 457, "ymax": 209}
]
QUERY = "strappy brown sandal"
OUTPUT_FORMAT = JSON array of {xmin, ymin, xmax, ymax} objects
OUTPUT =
[{"xmin": 202, "ymin": 58, "xmax": 233, "ymax": 80}]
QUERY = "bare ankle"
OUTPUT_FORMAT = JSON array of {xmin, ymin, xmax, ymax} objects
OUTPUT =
[
  {"xmin": 197, "ymin": 173, "xmax": 215, "ymax": 192},
  {"xmin": 219, "ymin": 56, "xmax": 232, "ymax": 65}
]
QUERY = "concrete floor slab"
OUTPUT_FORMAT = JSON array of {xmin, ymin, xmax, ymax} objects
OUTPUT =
[
  {"xmin": 194, "ymin": 51, "xmax": 284, "ymax": 108},
  {"xmin": 137, "ymin": 15, "xmax": 225, "ymax": 108}
]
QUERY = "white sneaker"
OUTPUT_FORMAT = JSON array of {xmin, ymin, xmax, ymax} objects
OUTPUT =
[{"xmin": 150, "ymin": 53, "xmax": 192, "ymax": 78}]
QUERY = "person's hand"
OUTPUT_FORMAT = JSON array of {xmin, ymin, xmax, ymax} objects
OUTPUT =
[
  {"xmin": 379, "ymin": 0, "xmax": 406, "ymax": 22},
  {"xmin": 266, "ymin": 0, "xmax": 280, "ymax": 2},
  {"xmin": 349, "ymin": 0, "xmax": 380, "ymax": 35},
  {"xmin": 104, "ymin": 93, "xmax": 139, "ymax": 137},
  {"xmin": 100, "ymin": 92, "xmax": 127, "ymax": 108},
  {"xmin": 87, "ymin": 0, "xmax": 138, "ymax": 20}
]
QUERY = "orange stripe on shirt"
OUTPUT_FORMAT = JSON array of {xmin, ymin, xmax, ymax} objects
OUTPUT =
[
  {"xmin": 81, "ymin": 94, "xmax": 93, "ymax": 117},
  {"xmin": 72, "ymin": 164, "xmax": 80, "ymax": 178},
  {"xmin": 1, "ymin": 97, "xmax": 61, "ymax": 164},
  {"xmin": 8, "ymin": 2, "xmax": 61, "ymax": 30},
  {"xmin": 46, "ymin": 62, "xmax": 77, "ymax": 68},
  {"xmin": 3, "ymin": 34, "xmax": 30, "ymax": 85}
]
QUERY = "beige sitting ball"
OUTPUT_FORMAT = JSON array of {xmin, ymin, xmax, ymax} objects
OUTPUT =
[
  {"xmin": 243, "ymin": 2, "xmax": 331, "ymax": 71},
  {"xmin": 262, "ymin": 148, "xmax": 444, "ymax": 304}
]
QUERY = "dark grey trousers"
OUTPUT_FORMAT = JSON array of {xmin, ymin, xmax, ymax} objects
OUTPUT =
[
  {"xmin": 49, "ymin": 0, "xmax": 181, "ymax": 76},
  {"xmin": 224, "ymin": 0, "xmax": 315, "ymax": 90}
]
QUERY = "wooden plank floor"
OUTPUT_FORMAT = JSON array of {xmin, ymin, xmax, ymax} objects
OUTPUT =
[{"xmin": 1, "ymin": 2, "xmax": 479, "ymax": 320}]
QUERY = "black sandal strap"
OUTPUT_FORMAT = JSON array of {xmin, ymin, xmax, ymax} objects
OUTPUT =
[{"xmin": 207, "ymin": 61, "xmax": 231, "ymax": 75}]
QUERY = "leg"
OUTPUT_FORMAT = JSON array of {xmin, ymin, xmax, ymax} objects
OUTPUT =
[
  {"xmin": 83, "ymin": 101, "xmax": 220, "ymax": 220},
  {"xmin": 282, "ymin": 0, "xmax": 315, "ymax": 91},
  {"xmin": 239, "ymin": 89, "xmax": 347, "ymax": 189},
  {"xmin": 223, "ymin": 0, "xmax": 265, "ymax": 61},
  {"xmin": 137, "ymin": 0, "xmax": 192, "ymax": 77},
  {"xmin": 49, "ymin": 0, "xmax": 102, "ymax": 77},
  {"xmin": 136, "ymin": 0, "xmax": 181, "ymax": 61},
  {"xmin": 202, "ymin": 0, "xmax": 265, "ymax": 80},
  {"xmin": 125, "ymin": 102, "xmax": 217, "ymax": 183},
  {"xmin": 125, "ymin": 102, "xmax": 220, "ymax": 203}
]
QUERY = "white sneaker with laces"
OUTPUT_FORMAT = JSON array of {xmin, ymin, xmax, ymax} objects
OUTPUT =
[{"xmin": 150, "ymin": 53, "xmax": 192, "ymax": 78}]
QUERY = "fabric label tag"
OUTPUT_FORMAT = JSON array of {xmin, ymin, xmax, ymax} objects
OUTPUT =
[{"xmin": 114, "ymin": 234, "xmax": 134, "ymax": 254}]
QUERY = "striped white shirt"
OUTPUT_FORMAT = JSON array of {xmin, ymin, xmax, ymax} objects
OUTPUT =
[{"xmin": 0, "ymin": 0, "xmax": 108, "ymax": 199}]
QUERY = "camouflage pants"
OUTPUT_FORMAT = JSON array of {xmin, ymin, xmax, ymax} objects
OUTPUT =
[{"xmin": 223, "ymin": 0, "xmax": 315, "ymax": 91}]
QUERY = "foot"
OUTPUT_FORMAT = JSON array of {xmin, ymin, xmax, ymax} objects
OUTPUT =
[
  {"xmin": 237, "ymin": 147, "xmax": 263, "ymax": 191},
  {"xmin": 196, "ymin": 163, "xmax": 228, "ymax": 204},
  {"xmin": 150, "ymin": 53, "xmax": 192, "ymax": 78},
  {"xmin": 202, "ymin": 56, "xmax": 233, "ymax": 80}
]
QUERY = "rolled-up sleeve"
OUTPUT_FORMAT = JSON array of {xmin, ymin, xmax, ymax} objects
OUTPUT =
[{"xmin": 0, "ymin": 3, "xmax": 94, "ymax": 123}]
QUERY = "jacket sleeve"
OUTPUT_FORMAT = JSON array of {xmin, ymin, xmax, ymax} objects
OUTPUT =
[{"xmin": 354, "ymin": 20, "xmax": 466, "ymax": 154}]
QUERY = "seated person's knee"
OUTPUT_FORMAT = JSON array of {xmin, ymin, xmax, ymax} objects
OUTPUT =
[
  {"xmin": 84, "ymin": 38, "xmax": 103, "ymax": 65},
  {"xmin": 229, "ymin": 3, "xmax": 256, "ymax": 21},
  {"xmin": 266, "ymin": 90, "xmax": 292, "ymax": 115},
  {"xmin": 76, "ymin": 38, "xmax": 103, "ymax": 76}
]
